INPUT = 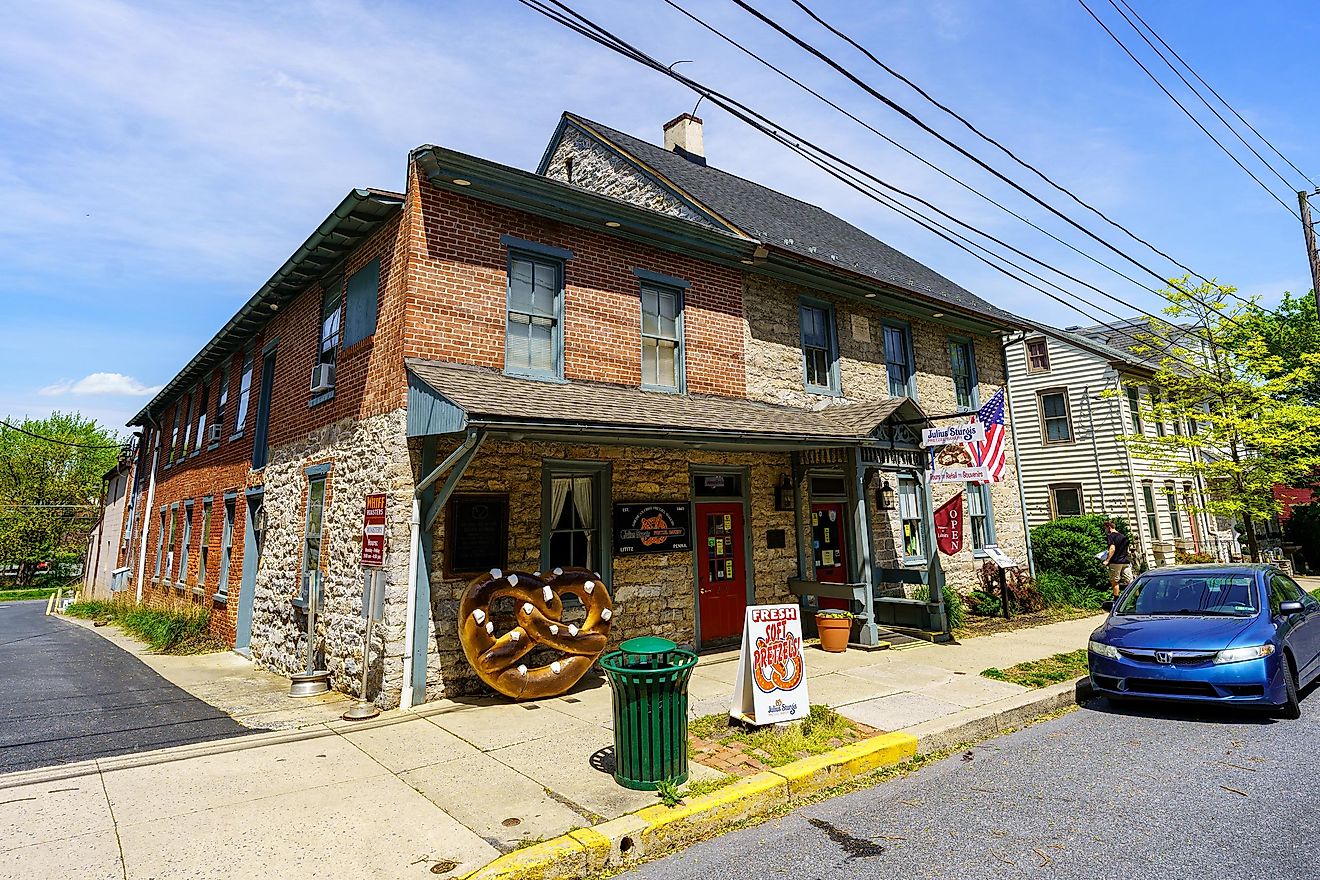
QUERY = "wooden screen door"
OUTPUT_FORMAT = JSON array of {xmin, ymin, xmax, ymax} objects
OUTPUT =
[
  {"xmin": 811, "ymin": 502, "xmax": 850, "ymax": 610},
  {"xmin": 696, "ymin": 502, "xmax": 747, "ymax": 643}
]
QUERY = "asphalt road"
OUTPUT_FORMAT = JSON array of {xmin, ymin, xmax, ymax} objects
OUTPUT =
[
  {"xmin": 624, "ymin": 689, "xmax": 1320, "ymax": 879},
  {"xmin": 0, "ymin": 600, "xmax": 249, "ymax": 773}
]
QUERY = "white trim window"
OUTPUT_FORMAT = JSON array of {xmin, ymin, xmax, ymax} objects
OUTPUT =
[{"xmin": 898, "ymin": 477, "xmax": 925, "ymax": 560}]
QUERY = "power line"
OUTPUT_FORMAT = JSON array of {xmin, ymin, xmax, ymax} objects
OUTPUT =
[
  {"xmin": 518, "ymin": 0, "xmax": 1215, "ymax": 377},
  {"xmin": 1115, "ymin": 0, "xmax": 1316, "ymax": 190},
  {"xmin": 0, "ymin": 421, "xmax": 124, "ymax": 451},
  {"xmin": 1107, "ymin": 0, "xmax": 1299, "ymax": 193},
  {"xmin": 756, "ymin": 0, "xmax": 1271, "ymax": 322},
  {"xmin": 1077, "ymin": 0, "xmax": 1301, "ymax": 221}
]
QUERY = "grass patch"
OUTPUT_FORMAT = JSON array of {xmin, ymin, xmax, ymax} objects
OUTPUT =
[
  {"xmin": 982, "ymin": 648, "xmax": 1089, "ymax": 688},
  {"xmin": 680, "ymin": 774, "xmax": 738, "ymax": 800},
  {"xmin": 689, "ymin": 704, "xmax": 866, "ymax": 769},
  {"xmin": 0, "ymin": 587, "xmax": 60, "ymax": 602},
  {"xmin": 65, "ymin": 598, "xmax": 224, "ymax": 654}
]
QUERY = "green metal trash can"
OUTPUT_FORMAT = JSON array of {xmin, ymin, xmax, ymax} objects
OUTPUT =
[{"xmin": 599, "ymin": 636, "xmax": 699, "ymax": 791}]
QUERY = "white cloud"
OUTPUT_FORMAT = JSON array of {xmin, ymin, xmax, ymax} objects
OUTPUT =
[{"xmin": 39, "ymin": 372, "xmax": 162, "ymax": 397}]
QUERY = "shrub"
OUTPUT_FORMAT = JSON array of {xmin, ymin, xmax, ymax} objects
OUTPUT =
[
  {"xmin": 1174, "ymin": 550, "xmax": 1217, "ymax": 565},
  {"xmin": 966, "ymin": 589, "xmax": 1003, "ymax": 617},
  {"xmin": 912, "ymin": 583, "xmax": 966, "ymax": 629},
  {"xmin": 64, "ymin": 599, "xmax": 221, "ymax": 654},
  {"xmin": 1030, "ymin": 514, "xmax": 1133, "ymax": 597},
  {"xmin": 1034, "ymin": 570, "xmax": 1107, "ymax": 610}
]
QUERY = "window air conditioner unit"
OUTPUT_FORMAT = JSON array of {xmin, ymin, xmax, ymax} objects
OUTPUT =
[
  {"xmin": 310, "ymin": 362, "xmax": 335, "ymax": 393},
  {"xmin": 208, "ymin": 424, "xmax": 223, "ymax": 442}
]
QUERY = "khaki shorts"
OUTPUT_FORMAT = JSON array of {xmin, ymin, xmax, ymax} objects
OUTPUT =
[{"xmin": 1108, "ymin": 563, "xmax": 1133, "ymax": 588}]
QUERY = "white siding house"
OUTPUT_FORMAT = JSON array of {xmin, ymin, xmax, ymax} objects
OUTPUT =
[{"xmin": 1005, "ymin": 324, "xmax": 1235, "ymax": 569}]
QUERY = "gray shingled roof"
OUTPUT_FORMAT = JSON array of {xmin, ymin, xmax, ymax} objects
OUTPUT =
[
  {"xmin": 406, "ymin": 359, "xmax": 925, "ymax": 443},
  {"xmin": 563, "ymin": 114, "xmax": 1024, "ymax": 325}
]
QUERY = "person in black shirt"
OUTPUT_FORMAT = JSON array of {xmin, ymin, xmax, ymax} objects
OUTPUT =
[{"xmin": 1103, "ymin": 521, "xmax": 1132, "ymax": 597}]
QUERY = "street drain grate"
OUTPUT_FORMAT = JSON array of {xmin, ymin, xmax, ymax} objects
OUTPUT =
[{"xmin": 502, "ymin": 817, "xmax": 521, "ymax": 827}]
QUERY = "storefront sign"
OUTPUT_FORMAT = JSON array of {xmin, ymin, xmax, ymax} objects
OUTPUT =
[
  {"xmin": 933, "ymin": 492, "xmax": 964, "ymax": 556},
  {"xmin": 613, "ymin": 502, "xmax": 691, "ymax": 555},
  {"xmin": 921, "ymin": 422, "xmax": 985, "ymax": 447},
  {"xmin": 360, "ymin": 493, "xmax": 387, "ymax": 569},
  {"xmin": 928, "ymin": 443, "xmax": 993, "ymax": 485},
  {"xmin": 730, "ymin": 604, "xmax": 810, "ymax": 725}
]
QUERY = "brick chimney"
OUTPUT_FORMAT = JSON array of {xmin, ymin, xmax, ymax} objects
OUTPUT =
[{"xmin": 663, "ymin": 113, "xmax": 705, "ymax": 165}]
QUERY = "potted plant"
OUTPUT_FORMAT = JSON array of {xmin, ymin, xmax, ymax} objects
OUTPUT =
[{"xmin": 815, "ymin": 609, "xmax": 854, "ymax": 653}]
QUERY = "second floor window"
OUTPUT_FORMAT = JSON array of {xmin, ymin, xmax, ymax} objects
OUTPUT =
[
  {"xmin": 194, "ymin": 381, "xmax": 209, "ymax": 454},
  {"xmin": 1040, "ymin": 391, "xmax": 1072, "ymax": 443},
  {"xmin": 319, "ymin": 283, "xmax": 342, "ymax": 368},
  {"xmin": 799, "ymin": 301, "xmax": 838, "ymax": 394},
  {"xmin": 212, "ymin": 364, "xmax": 229, "ymax": 444},
  {"xmin": 640, "ymin": 283, "xmax": 683, "ymax": 391},
  {"xmin": 884, "ymin": 322, "xmax": 914, "ymax": 397},
  {"xmin": 181, "ymin": 392, "xmax": 196, "ymax": 459},
  {"xmin": 506, "ymin": 254, "xmax": 563, "ymax": 378},
  {"xmin": 233, "ymin": 348, "xmax": 254, "ymax": 437},
  {"xmin": 168, "ymin": 404, "xmax": 182, "ymax": 463},
  {"xmin": 949, "ymin": 339, "xmax": 976, "ymax": 411},
  {"xmin": 1026, "ymin": 338, "xmax": 1050, "ymax": 372},
  {"xmin": 1126, "ymin": 385, "xmax": 1143, "ymax": 433}
]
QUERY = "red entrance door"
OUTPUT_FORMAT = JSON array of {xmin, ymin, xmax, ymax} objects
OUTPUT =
[
  {"xmin": 811, "ymin": 502, "xmax": 850, "ymax": 610},
  {"xmin": 696, "ymin": 502, "xmax": 746, "ymax": 643}
]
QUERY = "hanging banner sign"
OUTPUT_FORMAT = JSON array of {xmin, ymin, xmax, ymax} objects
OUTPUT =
[
  {"xmin": 933, "ymin": 492, "xmax": 964, "ymax": 556},
  {"xmin": 360, "ymin": 493, "xmax": 388, "ymax": 569},
  {"xmin": 921, "ymin": 422, "xmax": 985, "ymax": 447},
  {"xmin": 613, "ymin": 503, "xmax": 692, "ymax": 555},
  {"xmin": 730, "ymin": 604, "xmax": 810, "ymax": 725},
  {"xmin": 928, "ymin": 444, "xmax": 992, "ymax": 485}
]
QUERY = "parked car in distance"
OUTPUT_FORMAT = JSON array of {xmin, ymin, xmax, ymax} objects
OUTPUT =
[{"xmin": 1087, "ymin": 565, "xmax": 1320, "ymax": 718}]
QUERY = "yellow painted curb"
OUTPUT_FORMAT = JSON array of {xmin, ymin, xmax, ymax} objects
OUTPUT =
[
  {"xmin": 459, "ymin": 833, "xmax": 587, "ymax": 880},
  {"xmin": 636, "ymin": 770, "xmax": 789, "ymax": 856},
  {"xmin": 768, "ymin": 731, "xmax": 917, "ymax": 799}
]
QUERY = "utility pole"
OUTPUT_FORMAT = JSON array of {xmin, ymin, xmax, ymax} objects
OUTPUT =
[{"xmin": 1298, "ymin": 189, "xmax": 1320, "ymax": 315}]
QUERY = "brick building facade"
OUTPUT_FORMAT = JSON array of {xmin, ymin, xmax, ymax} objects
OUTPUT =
[{"xmin": 117, "ymin": 112, "xmax": 1038, "ymax": 708}]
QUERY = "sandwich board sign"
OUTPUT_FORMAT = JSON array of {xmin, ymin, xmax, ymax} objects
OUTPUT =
[{"xmin": 730, "ymin": 604, "xmax": 810, "ymax": 725}]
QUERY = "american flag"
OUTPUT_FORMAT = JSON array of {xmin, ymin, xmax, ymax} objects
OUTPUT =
[{"xmin": 971, "ymin": 387, "xmax": 1007, "ymax": 482}]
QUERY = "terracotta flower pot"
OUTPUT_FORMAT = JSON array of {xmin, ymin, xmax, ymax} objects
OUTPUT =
[{"xmin": 816, "ymin": 614, "xmax": 852, "ymax": 653}]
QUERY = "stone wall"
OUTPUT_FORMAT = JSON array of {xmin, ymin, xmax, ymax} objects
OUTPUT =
[
  {"xmin": 743, "ymin": 274, "xmax": 1027, "ymax": 595},
  {"xmin": 248, "ymin": 408, "xmax": 415, "ymax": 707},
  {"xmin": 422, "ymin": 438, "xmax": 797, "ymax": 698}
]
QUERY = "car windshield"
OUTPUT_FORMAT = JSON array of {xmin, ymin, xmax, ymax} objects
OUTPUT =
[{"xmin": 1115, "ymin": 573, "xmax": 1259, "ymax": 617}]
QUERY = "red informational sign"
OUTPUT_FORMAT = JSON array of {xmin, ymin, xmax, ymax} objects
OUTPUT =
[
  {"xmin": 934, "ymin": 492, "xmax": 964, "ymax": 556},
  {"xmin": 361, "ymin": 493, "xmax": 387, "ymax": 569}
]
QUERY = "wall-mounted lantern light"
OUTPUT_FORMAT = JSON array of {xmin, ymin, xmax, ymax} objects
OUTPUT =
[
  {"xmin": 774, "ymin": 475, "xmax": 794, "ymax": 511},
  {"xmin": 875, "ymin": 479, "xmax": 896, "ymax": 511}
]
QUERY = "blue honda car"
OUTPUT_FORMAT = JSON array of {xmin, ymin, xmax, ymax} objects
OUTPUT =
[{"xmin": 1087, "ymin": 565, "xmax": 1320, "ymax": 718}]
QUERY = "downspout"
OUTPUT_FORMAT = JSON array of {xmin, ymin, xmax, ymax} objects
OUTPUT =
[
  {"xmin": 1001, "ymin": 336, "xmax": 1036, "ymax": 577},
  {"xmin": 134, "ymin": 417, "xmax": 160, "ymax": 603},
  {"xmin": 401, "ymin": 492, "xmax": 423, "ymax": 710}
]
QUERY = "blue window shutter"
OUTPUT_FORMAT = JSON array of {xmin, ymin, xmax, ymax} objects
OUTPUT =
[{"xmin": 343, "ymin": 259, "xmax": 380, "ymax": 347}]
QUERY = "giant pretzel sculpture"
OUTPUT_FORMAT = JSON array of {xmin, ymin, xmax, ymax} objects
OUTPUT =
[{"xmin": 458, "ymin": 567, "xmax": 614, "ymax": 699}]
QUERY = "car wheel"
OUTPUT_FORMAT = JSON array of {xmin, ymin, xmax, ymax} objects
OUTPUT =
[{"xmin": 1278, "ymin": 655, "xmax": 1302, "ymax": 720}]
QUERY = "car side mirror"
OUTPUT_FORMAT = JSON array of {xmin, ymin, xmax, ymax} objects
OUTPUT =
[
  {"xmin": 1101, "ymin": 600, "xmax": 1114, "ymax": 612},
  {"xmin": 1279, "ymin": 601, "xmax": 1304, "ymax": 615}
]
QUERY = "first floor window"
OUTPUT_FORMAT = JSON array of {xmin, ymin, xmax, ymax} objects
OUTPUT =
[
  {"xmin": 166, "ymin": 505, "xmax": 179, "ymax": 581},
  {"xmin": 544, "ymin": 467, "xmax": 605, "ymax": 573},
  {"xmin": 1040, "ymin": 391, "xmax": 1072, "ymax": 442},
  {"xmin": 179, "ymin": 502, "xmax": 194, "ymax": 584},
  {"xmin": 447, "ymin": 495, "xmax": 510, "ymax": 575},
  {"xmin": 967, "ymin": 483, "xmax": 994, "ymax": 550},
  {"xmin": 898, "ymin": 477, "xmax": 924, "ymax": 559},
  {"xmin": 641, "ymin": 283, "xmax": 682, "ymax": 390},
  {"xmin": 217, "ymin": 498, "xmax": 235, "ymax": 597},
  {"xmin": 302, "ymin": 473, "xmax": 328, "ymax": 594},
  {"xmin": 1050, "ymin": 485, "xmax": 1083, "ymax": 519},
  {"xmin": 198, "ymin": 499, "xmax": 213, "ymax": 587},
  {"xmin": 154, "ymin": 507, "xmax": 166, "ymax": 578},
  {"xmin": 1164, "ymin": 483, "xmax": 1183, "ymax": 538},
  {"xmin": 1142, "ymin": 483, "xmax": 1159, "ymax": 540}
]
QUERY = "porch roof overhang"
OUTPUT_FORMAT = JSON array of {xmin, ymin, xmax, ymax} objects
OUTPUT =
[{"xmin": 406, "ymin": 359, "xmax": 929, "ymax": 452}]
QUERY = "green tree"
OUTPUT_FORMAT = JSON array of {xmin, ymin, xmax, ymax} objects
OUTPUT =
[
  {"xmin": 0, "ymin": 413, "xmax": 122, "ymax": 584},
  {"xmin": 1124, "ymin": 279, "xmax": 1320, "ymax": 562}
]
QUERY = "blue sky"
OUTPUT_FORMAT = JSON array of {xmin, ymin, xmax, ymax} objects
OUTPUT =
[{"xmin": 4, "ymin": 0, "xmax": 1318, "ymax": 433}]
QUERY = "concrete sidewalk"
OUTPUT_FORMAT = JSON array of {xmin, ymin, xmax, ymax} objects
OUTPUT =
[{"xmin": 2, "ymin": 612, "xmax": 1101, "ymax": 879}]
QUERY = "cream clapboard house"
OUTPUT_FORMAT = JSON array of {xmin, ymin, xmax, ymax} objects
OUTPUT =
[{"xmin": 1005, "ymin": 320, "xmax": 1236, "ymax": 569}]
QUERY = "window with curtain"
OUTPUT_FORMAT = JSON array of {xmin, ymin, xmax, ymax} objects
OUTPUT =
[
  {"xmin": 547, "ymin": 473, "xmax": 598, "ymax": 570},
  {"xmin": 884, "ymin": 322, "xmax": 914, "ymax": 397},
  {"xmin": 232, "ymin": 348, "xmax": 254, "ymax": 436},
  {"xmin": 506, "ymin": 254, "xmax": 562, "ymax": 377},
  {"xmin": 799, "ymin": 301, "xmax": 837, "ymax": 393},
  {"xmin": 319, "ymin": 283, "xmax": 342, "ymax": 368},
  {"xmin": 949, "ymin": 339, "xmax": 976, "ymax": 411},
  {"xmin": 1040, "ymin": 391, "xmax": 1072, "ymax": 442},
  {"xmin": 898, "ymin": 477, "xmax": 924, "ymax": 559},
  {"xmin": 641, "ymin": 283, "xmax": 682, "ymax": 390}
]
